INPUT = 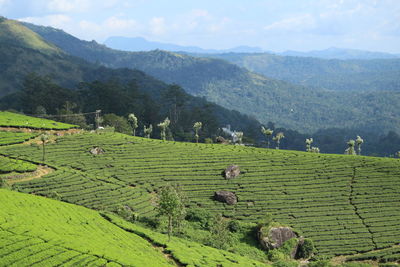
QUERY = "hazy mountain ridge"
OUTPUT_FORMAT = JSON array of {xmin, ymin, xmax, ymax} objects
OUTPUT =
[
  {"xmin": 104, "ymin": 35, "xmax": 264, "ymax": 53},
  {"xmin": 279, "ymin": 47, "xmax": 400, "ymax": 60},
  {"xmin": 191, "ymin": 52, "xmax": 400, "ymax": 92}
]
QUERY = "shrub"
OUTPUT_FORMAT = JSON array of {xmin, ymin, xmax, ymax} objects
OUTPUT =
[
  {"xmin": 296, "ymin": 238, "xmax": 315, "ymax": 259},
  {"xmin": 268, "ymin": 250, "xmax": 286, "ymax": 262},
  {"xmin": 204, "ymin": 138, "xmax": 213, "ymax": 144},
  {"xmin": 228, "ymin": 220, "xmax": 241, "ymax": 233},
  {"xmin": 185, "ymin": 208, "xmax": 212, "ymax": 229},
  {"xmin": 116, "ymin": 205, "xmax": 138, "ymax": 222}
]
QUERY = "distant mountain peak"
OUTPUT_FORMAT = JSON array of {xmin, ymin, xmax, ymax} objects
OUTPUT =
[{"xmin": 279, "ymin": 47, "xmax": 399, "ymax": 60}]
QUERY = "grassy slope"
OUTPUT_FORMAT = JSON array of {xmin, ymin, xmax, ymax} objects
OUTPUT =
[
  {"xmin": 0, "ymin": 18, "xmax": 60, "ymax": 54},
  {"xmin": 0, "ymin": 189, "xmax": 267, "ymax": 266},
  {"xmin": 0, "ymin": 111, "xmax": 77, "ymax": 129},
  {"xmin": 1, "ymin": 132, "xmax": 399, "ymax": 258}
]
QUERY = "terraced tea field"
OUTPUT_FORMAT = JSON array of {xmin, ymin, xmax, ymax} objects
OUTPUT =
[
  {"xmin": 0, "ymin": 189, "xmax": 267, "ymax": 266},
  {"xmin": 0, "ymin": 189, "xmax": 173, "ymax": 266},
  {"xmin": 1, "ymin": 132, "xmax": 399, "ymax": 258},
  {"xmin": 0, "ymin": 131, "xmax": 37, "ymax": 145},
  {"xmin": 0, "ymin": 111, "xmax": 77, "ymax": 130}
]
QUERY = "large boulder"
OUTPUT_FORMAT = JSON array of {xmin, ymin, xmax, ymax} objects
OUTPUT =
[
  {"xmin": 258, "ymin": 226, "xmax": 297, "ymax": 250},
  {"xmin": 214, "ymin": 191, "xmax": 237, "ymax": 205},
  {"xmin": 224, "ymin": 165, "xmax": 240, "ymax": 179}
]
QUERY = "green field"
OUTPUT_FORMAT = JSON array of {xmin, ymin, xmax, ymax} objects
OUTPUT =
[
  {"xmin": 0, "ymin": 131, "xmax": 37, "ymax": 145},
  {"xmin": 1, "ymin": 131, "xmax": 399, "ymax": 258},
  {"xmin": 0, "ymin": 189, "xmax": 173, "ymax": 266},
  {"xmin": 0, "ymin": 156, "xmax": 37, "ymax": 173},
  {"xmin": 0, "ymin": 189, "xmax": 267, "ymax": 266},
  {"xmin": 0, "ymin": 111, "xmax": 77, "ymax": 129},
  {"xmin": 347, "ymin": 245, "xmax": 400, "ymax": 263}
]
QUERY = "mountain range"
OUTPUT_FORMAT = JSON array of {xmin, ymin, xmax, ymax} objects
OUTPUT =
[
  {"xmin": 23, "ymin": 22, "xmax": 400, "ymax": 134},
  {"xmin": 104, "ymin": 35, "xmax": 400, "ymax": 60}
]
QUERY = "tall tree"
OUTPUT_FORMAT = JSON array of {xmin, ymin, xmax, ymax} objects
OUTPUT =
[
  {"xmin": 158, "ymin": 118, "xmax": 171, "ymax": 141},
  {"xmin": 261, "ymin": 126, "xmax": 273, "ymax": 148},
  {"xmin": 144, "ymin": 124, "xmax": 153, "ymax": 138},
  {"xmin": 356, "ymin": 135, "xmax": 364, "ymax": 155},
  {"xmin": 155, "ymin": 184, "xmax": 186, "ymax": 241},
  {"xmin": 345, "ymin": 140, "xmax": 356, "ymax": 155},
  {"xmin": 193, "ymin": 122, "xmax": 202, "ymax": 143},
  {"xmin": 305, "ymin": 138, "xmax": 313, "ymax": 152},
  {"xmin": 128, "ymin": 113, "xmax": 138, "ymax": 136},
  {"xmin": 162, "ymin": 84, "xmax": 187, "ymax": 125},
  {"xmin": 273, "ymin": 132, "xmax": 285, "ymax": 149},
  {"xmin": 40, "ymin": 133, "xmax": 49, "ymax": 163}
]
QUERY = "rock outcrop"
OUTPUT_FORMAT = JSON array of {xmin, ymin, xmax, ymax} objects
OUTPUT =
[
  {"xmin": 258, "ymin": 226, "xmax": 297, "ymax": 250},
  {"xmin": 214, "ymin": 191, "xmax": 237, "ymax": 205}
]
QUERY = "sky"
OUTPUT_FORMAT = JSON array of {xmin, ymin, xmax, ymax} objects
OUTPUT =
[{"xmin": 0, "ymin": 0, "xmax": 399, "ymax": 53}]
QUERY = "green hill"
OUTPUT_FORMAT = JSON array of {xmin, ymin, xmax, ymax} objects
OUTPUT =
[
  {"xmin": 23, "ymin": 22, "xmax": 400, "ymax": 134},
  {"xmin": 0, "ymin": 188, "xmax": 267, "ymax": 266},
  {"xmin": 0, "ymin": 16, "xmax": 60, "ymax": 54},
  {"xmin": 1, "ymin": 131, "xmax": 399, "ymax": 258},
  {"xmin": 0, "ymin": 111, "xmax": 77, "ymax": 130}
]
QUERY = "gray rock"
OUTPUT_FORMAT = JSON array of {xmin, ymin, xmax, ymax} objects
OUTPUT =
[
  {"xmin": 224, "ymin": 165, "xmax": 240, "ymax": 179},
  {"xmin": 214, "ymin": 191, "xmax": 237, "ymax": 205},
  {"xmin": 258, "ymin": 226, "xmax": 297, "ymax": 250},
  {"xmin": 89, "ymin": 146, "xmax": 104, "ymax": 155}
]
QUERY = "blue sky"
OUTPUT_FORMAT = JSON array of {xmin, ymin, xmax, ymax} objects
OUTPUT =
[{"xmin": 0, "ymin": 0, "xmax": 399, "ymax": 53}]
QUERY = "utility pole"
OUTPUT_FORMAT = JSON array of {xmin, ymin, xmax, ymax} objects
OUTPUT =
[{"xmin": 95, "ymin": 110, "xmax": 101, "ymax": 129}]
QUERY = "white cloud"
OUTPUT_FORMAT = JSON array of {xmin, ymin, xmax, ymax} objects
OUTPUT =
[
  {"xmin": 264, "ymin": 14, "xmax": 315, "ymax": 32},
  {"xmin": 150, "ymin": 17, "xmax": 166, "ymax": 35},
  {"xmin": 104, "ymin": 16, "xmax": 137, "ymax": 30},
  {"xmin": 47, "ymin": 0, "xmax": 92, "ymax": 13},
  {"xmin": 19, "ymin": 14, "xmax": 72, "ymax": 28}
]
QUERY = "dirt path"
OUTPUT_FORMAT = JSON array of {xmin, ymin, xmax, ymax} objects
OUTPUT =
[{"xmin": 4, "ymin": 165, "xmax": 55, "ymax": 185}]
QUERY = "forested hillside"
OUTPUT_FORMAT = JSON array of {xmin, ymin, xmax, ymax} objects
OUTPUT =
[
  {"xmin": 24, "ymin": 22, "xmax": 400, "ymax": 134},
  {"xmin": 0, "ymin": 18, "xmax": 265, "ymax": 142},
  {"xmin": 192, "ymin": 52, "xmax": 400, "ymax": 92}
]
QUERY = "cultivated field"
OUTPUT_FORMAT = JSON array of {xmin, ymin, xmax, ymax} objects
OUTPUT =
[
  {"xmin": 1, "ymin": 132, "xmax": 399, "ymax": 258},
  {"xmin": 0, "ymin": 111, "xmax": 77, "ymax": 130}
]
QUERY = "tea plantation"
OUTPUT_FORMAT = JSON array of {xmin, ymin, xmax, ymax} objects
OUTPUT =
[
  {"xmin": 1, "ymin": 132, "xmax": 399, "ymax": 258},
  {"xmin": 0, "ymin": 131, "xmax": 37, "ymax": 145},
  {"xmin": 0, "ymin": 189, "xmax": 267, "ymax": 266},
  {"xmin": 0, "ymin": 111, "xmax": 77, "ymax": 129}
]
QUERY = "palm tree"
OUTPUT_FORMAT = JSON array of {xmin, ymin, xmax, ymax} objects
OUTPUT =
[
  {"xmin": 345, "ymin": 140, "xmax": 356, "ymax": 155},
  {"xmin": 273, "ymin": 132, "xmax": 285, "ymax": 149},
  {"xmin": 157, "ymin": 118, "xmax": 171, "ymax": 141},
  {"xmin": 40, "ymin": 133, "xmax": 49, "ymax": 163},
  {"xmin": 144, "ymin": 124, "xmax": 153, "ymax": 138},
  {"xmin": 305, "ymin": 138, "xmax": 313, "ymax": 152},
  {"xmin": 128, "ymin": 113, "xmax": 138, "ymax": 136},
  {"xmin": 356, "ymin": 135, "xmax": 364, "ymax": 155},
  {"xmin": 234, "ymin": 131, "xmax": 243, "ymax": 145},
  {"xmin": 193, "ymin": 122, "xmax": 202, "ymax": 143},
  {"xmin": 261, "ymin": 126, "xmax": 273, "ymax": 148}
]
